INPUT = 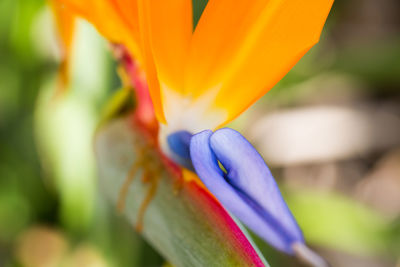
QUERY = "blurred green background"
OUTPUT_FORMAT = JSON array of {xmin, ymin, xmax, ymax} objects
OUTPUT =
[{"xmin": 0, "ymin": 0, "xmax": 399, "ymax": 266}]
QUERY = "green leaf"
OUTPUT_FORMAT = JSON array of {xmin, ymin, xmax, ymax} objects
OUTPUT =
[
  {"xmin": 285, "ymin": 190, "xmax": 399, "ymax": 257},
  {"xmin": 95, "ymin": 117, "xmax": 268, "ymax": 267}
]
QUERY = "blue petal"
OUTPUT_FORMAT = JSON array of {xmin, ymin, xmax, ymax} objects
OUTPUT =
[
  {"xmin": 167, "ymin": 130, "xmax": 194, "ymax": 171},
  {"xmin": 190, "ymin": 128, "xmax": 304, "ymax": 254},
  {"xmin": 210, "ymin": 129, "xmax": 304, "ymax": 242}
]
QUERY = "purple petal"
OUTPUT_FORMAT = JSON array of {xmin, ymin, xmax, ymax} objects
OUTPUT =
[{"xmin": 190, "ymin": 129, "xmax": 304, "ymax": 254}]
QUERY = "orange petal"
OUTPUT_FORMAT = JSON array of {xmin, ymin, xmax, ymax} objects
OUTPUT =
[
  {"xmin": 52, "ymin": 0, "xmax": 140, "ymax": 58},
  {"xmin": 137, "ymin": 0, "xmax": 193, "ymax": 123},
  {"xmin": 50, "ymin": 1, "xmax": 75, "ymax": 57},
  {"xmin": 136, "ymin": 0, "xmax": 163, "ymax": 123},
  {"xmin": 143, "ymin": 0, "xmax": 192, "ymax": 91},
  {"xmin": 51, "ymin": 0, "xmax": 167, "ymax": 122},
  {"xmin": 110, "ymin": 0, "xmax": 143, "ymax": 61},
  {"xmin": 49, "ymin": 0, "xmax": 75, "ymax": 89},
  {"xmin": 185, "ymin": 0, "xmax": 334, "ymax": 126},
  {"xmin": 111, "ymin": 0, "xmax": 140, "ymax": 45}
]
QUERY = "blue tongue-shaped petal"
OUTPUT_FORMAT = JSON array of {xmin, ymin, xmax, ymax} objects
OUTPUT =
[
  {"xmin": 190, "ymin": 129, "xmax": 303, "ymax": 254},
  {"xmin": 210, "ymin": 129, "xmax": 304, "ymax": 243}
]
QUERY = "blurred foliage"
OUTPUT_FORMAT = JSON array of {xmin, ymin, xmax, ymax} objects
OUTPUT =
[
  {"xmin": 0, "ymin": 1, "xmax": 162, "ymax": 266},
  {"xmin": 0, "ymin": 0, "xmax": 399, "ymax": 266},
  {"xmin": 0, "ymin": 0, "xmax": 56, "ymax": 249},
  {"xmin": 286, "ymin": 190, "xmax": 400, "ymax": 256}
]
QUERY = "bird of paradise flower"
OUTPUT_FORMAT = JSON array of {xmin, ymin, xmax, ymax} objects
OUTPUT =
[{"xmin": 50, "ymin": 0, "xmax": 334, "ymax": 266}]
